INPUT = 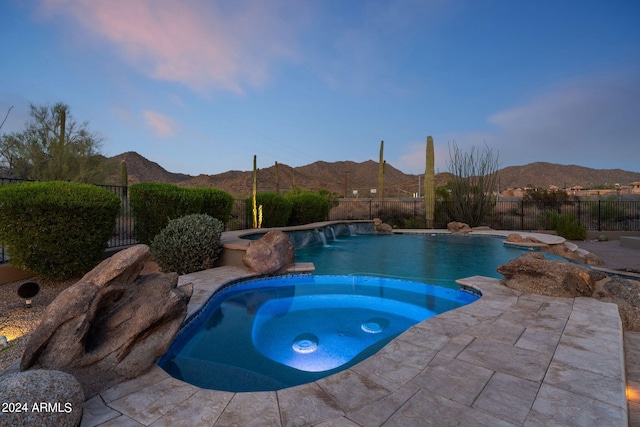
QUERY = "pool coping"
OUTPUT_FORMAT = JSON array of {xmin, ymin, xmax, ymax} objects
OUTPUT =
[{"xmin": 80, "ymin": 229, "xmax": 628, "ymax": 426}]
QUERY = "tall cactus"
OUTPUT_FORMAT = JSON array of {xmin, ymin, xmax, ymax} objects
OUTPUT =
[
  {"xmin": 378, "ymin": 140, "xmax": 385, "ymax": 200},
  {"xmin": 424, "ymin": 136, "xmax": 435, "ymax": 228},
  {"xmin": 120, "ymin": 160, "xmax": 128, "ymax": 187},
  {"xmin": 275, "ymin": 161, "xmax": 280, "ymax": 194},
  {"xmin": 252, "ymin": 155, "xmax": 258, "ymax": 228}
]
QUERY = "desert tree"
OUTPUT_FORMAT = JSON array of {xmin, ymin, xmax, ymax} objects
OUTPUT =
[
  {"xmin": 0, "ymin": 102, "xmax": 109, "ymax": 182},
  {"xmin": 444, "ymin": 141, "xmax": 499, "ymax": 227}
]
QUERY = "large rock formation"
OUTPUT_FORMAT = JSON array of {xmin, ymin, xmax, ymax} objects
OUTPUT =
[
  {"xmin": 243, "ymin": 230, "xmax": 295, "ymax": 275},
  {"xmin": 0, "ymin": 370, "xmax": 84, "ymax": 427},
  {"xmin": 20, "ymin": 245, "xmax": 192, "ymax": 398},
  {"xmin": 497, "ymin": 252, "xmax": 599, "ymax": 298}
]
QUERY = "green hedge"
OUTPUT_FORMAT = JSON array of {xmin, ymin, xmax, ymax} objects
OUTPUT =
[
  {"xmin": 245, "ymin": 192, "xmax": 293, "ymax": 228},
  {"xmin": 286, "ymin": 192, "xmax": 330, "ymax": 226},
  {"xmin": 129, "ymin": 183, "xmax": 233, "ymax": 244},
  {"xmin": 0, "ymin": 181, "xmax": 120, "ymax": 281}
]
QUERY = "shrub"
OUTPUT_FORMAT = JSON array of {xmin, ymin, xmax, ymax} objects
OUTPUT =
[
  {"xmin": 150, "ymin": 214, "xmax": 224, "ymax": 274},
  {"xmin": 245, "ymin": 192, "xmax": 293, "ymax": 228},
  {"xmin": 556, "ymin": 213, "xmax": 587, "ymax": 240},
  {"xmin": 286, "ymin": 192, "xmax": 330, "ymax": 225},
  {"xmin": 0, "ymin": 181, "xmax": 120, "ymax": 280},
  {"xmin": 130, "ymin": 183, "xmax": 233, "ymax": 244}
]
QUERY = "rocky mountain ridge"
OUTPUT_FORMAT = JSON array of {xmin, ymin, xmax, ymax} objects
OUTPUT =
[{"xmin": 106, "ymin": 152, "xmax": 640, "ymax": 197}]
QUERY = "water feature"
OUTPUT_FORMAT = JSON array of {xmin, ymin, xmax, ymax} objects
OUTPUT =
[
  {"xmin": 317, "ymin": 229, "xmax": 328, "ymax": 246},
  {"xmin": 327, "ymin": 226, "xmax": 337, "ymax": 241}
]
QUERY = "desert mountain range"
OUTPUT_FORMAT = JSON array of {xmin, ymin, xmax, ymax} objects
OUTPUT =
[{"xmin": 107, "ymin": 151, "xmax": 640, "ymax": 198}]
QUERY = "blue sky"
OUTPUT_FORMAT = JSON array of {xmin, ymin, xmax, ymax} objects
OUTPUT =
[{"xmin": 1, "ymin": 0, "xmax": 639, "ymax": 176}]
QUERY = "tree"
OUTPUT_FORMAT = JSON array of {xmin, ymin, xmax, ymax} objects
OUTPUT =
[
  {"xmin": 444, "ymin": 141, "xmax": 499, "ymax": 227},
  {"xmin": 0, "ymin": 102, "xmax": 108, "ymax": 182}
]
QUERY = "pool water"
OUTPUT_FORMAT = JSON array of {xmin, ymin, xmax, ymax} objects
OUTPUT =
[
  {"xmin": 158, "ymin": 274, "xmax": 478, "ymax": 392},
  {"xmin": 159, "ymin": 233, "xmax": 531, "ymax": 392},
  {"xmin": 295, "ymin": 233, "xmax": 528, "ymax": 287}
]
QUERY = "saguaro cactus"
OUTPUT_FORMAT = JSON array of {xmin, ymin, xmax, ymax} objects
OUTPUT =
[
  {"xmin": 378, "ymin": 140, "xmax": 385, "ymax": 200},
  {"xmin": 252, "ymin": 155, "xmax": 258, "ymax": 228},
  {"xmin": 425, "ymin": 136, "xmax": 435, "ymax": 228},
  {"xmin": 275, "ymin": 161, "xmax": 280, "ymax": 194},
  {"xmin": 120, "ymin": 160, "xmax": 128, "ymax": 187}
]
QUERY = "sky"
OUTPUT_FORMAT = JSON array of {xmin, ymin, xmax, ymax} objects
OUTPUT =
[{"xmin": 1, "ymin": 0, "xmax": 639, "ymax": 176}]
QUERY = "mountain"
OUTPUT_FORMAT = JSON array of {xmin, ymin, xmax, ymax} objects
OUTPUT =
[
  {"xmin": 106, "ymin": 152, "xmax": 640, "ymax": 197},
  {"xmin": 496, "ymin": 162, "xmax": 640, "ymax": 190},
  {"xmin": 106, "ymin": 151, "xmax": 192, "ymax": 184}
]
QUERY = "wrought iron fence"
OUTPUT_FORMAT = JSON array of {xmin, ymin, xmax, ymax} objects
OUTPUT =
[
  {"xmin": 330, "ymin": 198, "xmax": 640, "ymax": 232},
  {"xmin": 1, "ymin": 177, "xmax": 638, "ymax": 266}
]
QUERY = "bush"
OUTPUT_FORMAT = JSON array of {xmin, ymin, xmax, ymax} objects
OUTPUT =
[
  {"xmin": 245, "ymin": 192, "xmax": 293, "ymax": 228},
  {"xmin": 150, "ymin": 214, "xmax": 224, "ymax": 274},
  {"xmin": 130, "ymin": 183, "xmax": 233, "ymax": 244},
  {"xmin": 286, "ymin": 192, "xmax": 330, "ymax": 225},
  {"xmin": 0, "ymin": 181, "xmax": 120, "ymax": 280},
  {"xmin": 556, "ymin": 213, "xmax": 587, "ymax": 240}
]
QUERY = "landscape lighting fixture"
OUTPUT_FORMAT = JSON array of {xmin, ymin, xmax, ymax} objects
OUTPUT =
[{"xmin": 17, "ymin": 280, "xmax": 40, "ymax": 307}]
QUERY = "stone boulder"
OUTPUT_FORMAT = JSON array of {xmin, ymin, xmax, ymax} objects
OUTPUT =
[
  {"xmin": 447, "ymin": 221, "xmax": 472, "ymax": 233},
  {"xmin": 542, "ymin": 243, "xmax": 605, "ymax": 266},
  {"xmin": 243, "ymin": 230, "xmax": 294, "ymax": 275},
  {"xmin": 373, "ymin": 218, "xmax": 393, "ymax": 233},
  {"xmin": 0, "ymin": 369, "xmax": 84, "ymax": 427},
  {"xmin": 497, "ymin": 252, "xmax": 598, "ymax": 298},
  {"xmin": 593, "ymin": 277, "xmax": 640, "ymax": 331},
  {"xmin": 505, "ymin": 233, "xmax": 544, "ymax": 244},
  {"xmin": 20, "ymin": 245, "xmax": 193, "ymax": 398}
]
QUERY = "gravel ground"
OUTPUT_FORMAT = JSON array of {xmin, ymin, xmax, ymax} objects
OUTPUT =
[
  {"xmin": 574, "ymin": 239, "xmax": 640, "ymax": 273},
  {"xmin": 0, "ymin": 277, "xmax": 75, "ymax": 371}
]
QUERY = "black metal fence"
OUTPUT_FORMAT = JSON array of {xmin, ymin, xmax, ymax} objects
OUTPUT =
[
  {"xmin": 1, "ymin": 177, "xmax": 638, "ymax": 265},
  {"xmin": 330, "ymin": 198, "xmax": 640, "ymax": 232}
]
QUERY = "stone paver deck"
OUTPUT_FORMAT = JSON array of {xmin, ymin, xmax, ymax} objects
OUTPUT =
[{"xmin": 81, "ymin": 267, "xmax": 627, "ymax": 426}]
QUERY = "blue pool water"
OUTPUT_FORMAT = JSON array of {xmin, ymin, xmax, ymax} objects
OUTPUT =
[
  {"xmin": 159, "ymin": 233, "xmax": 530, "ymax": 392},
  {"xmin": 295, "ymin": 233, "xmax": 528, "ymax": 287},
  {"xmin": 159, "ymin": 274, "xmax": 478, "ymax": 391}
]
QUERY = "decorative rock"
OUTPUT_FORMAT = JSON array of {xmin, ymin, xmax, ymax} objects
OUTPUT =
[
  {"xmin": 497, "ymin": 252, "xmax": 598, "ymax": 297},
  {"xmin": 447, "ymin": 221, "xmax": 472, "ymax": 233},
  {"xmin": 0, "ymin": 369, "xmax": 84, "ymax": 427},
  {"xmin": 594, "ymin": 277, "xmax": 640, "ymax": 331},
  {"xmin": 505, "ymin": 233, "xmax": 544, "ymax": 244},
  {"xmin": 373, "ymin": 218, "xmax": 393, "ymax": 233},
  {"xmin": 20, "ymin": 245, "xmax": 192, "ymax": 398},
  {"xmin": 243, "ymin": 230, "xmax": 294, "ymax": 275},
  {"xmin": 541, "ymin": 243, "xmax": 605, "ymax": 266}
]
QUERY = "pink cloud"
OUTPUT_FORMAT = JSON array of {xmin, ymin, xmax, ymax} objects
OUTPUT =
[
  {"xmin": 39, "ymin": 0, "xmax": 298, "ymax": 93},
  {"xmin": 143, "ymin": 110, "xmax": 177, "ymax": 137}
]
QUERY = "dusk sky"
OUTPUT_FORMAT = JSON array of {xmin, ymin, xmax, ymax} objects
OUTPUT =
[{"xmin": 2, "ymin": 0, "xmax": 639, "ymax": 176}]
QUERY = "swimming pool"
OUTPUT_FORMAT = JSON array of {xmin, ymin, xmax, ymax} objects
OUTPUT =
[
  {"xmin": 159, "ymin": 233, "xmax": 528, "ymax": 391},
  {"xmin": 158, "ymin": 274, "xmax": 478, "ymax": 391}
]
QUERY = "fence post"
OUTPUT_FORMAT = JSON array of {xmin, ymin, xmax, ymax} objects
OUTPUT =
[
  {"xmin": 598, "ymin": 200, "xmax": 601, "ymax": 231},
  {"xmin": 520, "ymin": 200, "xmax": 524, "ymax": 230}
]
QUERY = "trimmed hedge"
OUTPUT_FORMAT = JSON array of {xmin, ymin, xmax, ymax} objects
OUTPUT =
[
  {"xmin": 150, "ymin": 214, "xmax": 224, "ymax": 275},
  {"xmin": 286, "ymin": 192, "xmax": 330, "ymax": 226},
  {"xmin": 245, "ymin": 192, "xmax": 293, "ymax": 228},
  {"xmin": 129, "ymin": 183, "xmax": 233, "ymax": 244},
  {"xmin": 0, "ymin": 181, "xmax": 120, "ymax": 281}
]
